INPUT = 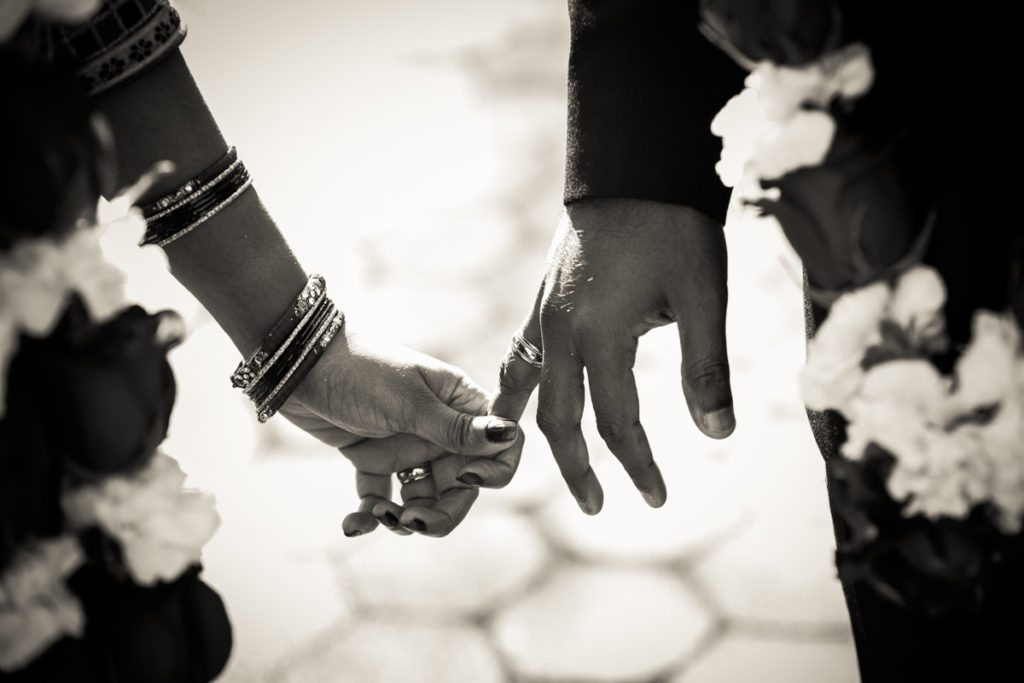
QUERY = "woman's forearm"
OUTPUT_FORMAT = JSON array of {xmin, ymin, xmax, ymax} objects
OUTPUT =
[{"xmin": 94, "ymin": 50, "xmax": 306, "ymax": 356}]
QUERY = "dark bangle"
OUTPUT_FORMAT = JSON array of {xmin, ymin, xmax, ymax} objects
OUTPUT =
[
  {"xmin": 254, "ymin": 309, "xmax": 345, "ymax": 423},
  {"xmin": 142, "ymin": 147, "xmax": 237, "ymax": 218},
  {"xmin": 227, "ymin": 274, "xmax": 345, "ymax": 423},
  {"xmin": 139, "ymin": 147, "xmax": 252, "ymax": 247},
  {"xmin": 230, "ymin": 274, "xmax": 326, "ymax": 390},
  {"xmin": 244, "ymin": 297, "xmax": 335, "ymax": 406}
]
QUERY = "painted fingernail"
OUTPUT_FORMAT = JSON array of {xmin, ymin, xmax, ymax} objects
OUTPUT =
[
  {"xmin": 381, "ymin": 512, "xmax": 399, "ymax": 529},
  {"xmin": 344, "ymin": 529, "xmax": 363, "ymax": 538},
  {"xmin": 485, "ymin": 418, "xmax": 518, "ymax": 443},
  {"xmin": 458, "ymin": 473, "xmax": 484, "ymax": 487},
  {"xmin": 702, "ymin": 407, "xmax": 735, "ymax": 438},
  {"xmin": 405, "ymin": 519, "xmax": 426, "ymax": 533}
]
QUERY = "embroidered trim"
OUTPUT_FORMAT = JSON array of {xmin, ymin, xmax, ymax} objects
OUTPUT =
[{"xmin": 57, "ymin": 1, "xmax": 187, "ymax": 96}]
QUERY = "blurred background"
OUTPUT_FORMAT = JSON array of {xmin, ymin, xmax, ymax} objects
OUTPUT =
[{"xmin": 144, "ymin": 1, "xmax": 860, "ymax": 680}]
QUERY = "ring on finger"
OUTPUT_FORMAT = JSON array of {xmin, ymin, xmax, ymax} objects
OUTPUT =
[{"xmin": 397, "ymin": 463, "xmax": 433, "ymax": 485}]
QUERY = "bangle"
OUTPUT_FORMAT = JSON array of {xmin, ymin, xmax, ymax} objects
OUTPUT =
[
  {"xmin": 139, "ymin": 149, "xmax": 252, "ymax": 247},
  {"xmin": 142, "ymin": 147, "xmax": 238, "ymax": 219},
  {"xmin": 256, "ymin": 310, "xmax": 345, "ymax": 423},
  {"xmin": 246, "ymin": 298, "xmax": 335, "ymax": 405},
  {"xmin": 227, "ymin": 274, "xmax": 345, "ymax": 422},
  {"xmin": 230, "ymin": 274, "xmax": 326, "ymax": 390}
]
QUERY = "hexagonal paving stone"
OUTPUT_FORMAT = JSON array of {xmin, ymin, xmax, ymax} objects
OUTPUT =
[
  {"xmin": 281, "ymin": 620, "xmax": 504, "ymax": 683},
  {"xmin": 694, "ymin": 503, "xmax": 850, "ymax": 627},
  {"xmin": 493, "ymin": 565, "xmax": 713, "ymax": 681},
  {"xmin": 204, "ymin": 545, "xmax": 352, "ymax": 676},
  {"xmin": 674, "ymin": 634, "xmax": 859, "ymax": 683},
  {"xmin": 540, "ymin": 452, "xmax": 748, "ymax": 563},
  {"xmin": 345, "ymin": 510, "xmax": 548, "ymax": 617}
]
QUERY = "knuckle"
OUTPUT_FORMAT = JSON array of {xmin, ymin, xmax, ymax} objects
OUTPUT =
[
  {"xmin": 497, "ymin": 357, "xmax": 524, "ymax": 395},
  {"xmin": 536, "ymin": 410, "xmax": 571, "ymax": 441},
  {"xmin": 595, "ymin": 417, "xmax": 632, "ymax": 450},
  {"xmin": 684, "ymin": 357, "xmax": 730, "ymax": 391},
  {"xmin": 446, "ymin": 412, "xmax": 474, "ymax": 447}
]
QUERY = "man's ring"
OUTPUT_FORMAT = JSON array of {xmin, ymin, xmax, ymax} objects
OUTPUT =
[
  {"xmin": 397, "ymin": 464, "xmax": 433, "ymax": 485},
  {"xmin": 511, "ymin": 334, "xmax": 543, "ymax": 369}
]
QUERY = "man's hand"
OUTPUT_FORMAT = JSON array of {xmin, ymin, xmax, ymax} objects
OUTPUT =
[
  {"xmin": 281, "ymin": 325, "xmax": 520, "ymax": 537},
  {"xmin": 468, "ymin": 198, "xmax": 734, "ymax": 514}
]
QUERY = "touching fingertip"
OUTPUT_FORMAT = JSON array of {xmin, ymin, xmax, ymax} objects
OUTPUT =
[
  {"xmin": 485, "ymin": 418, "xmax": 518, "ymax": 443},
  {"xmin": 457, "ymin": 472, "xmax": 484, "ymax": 487}
]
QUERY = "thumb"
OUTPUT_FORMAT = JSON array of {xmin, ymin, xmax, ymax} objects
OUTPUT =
[
  {"xmin": 411, "ymin": 400, "xmax": 520, "ymax": 455},
  {"xmin": 676, "ymin": 298, "xmax": 735, "ymax": 440}
]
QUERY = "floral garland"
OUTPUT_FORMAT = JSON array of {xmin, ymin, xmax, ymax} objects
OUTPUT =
[
  {"xmin": 804, "ymin": 267, "xmax": 1024, "ymax": 532},
  {"xmin": 0, "ymin": 187, "xmax": 221, "ymax": 671},
  {"xmin": 1, "ymin": 2, "xmax": 227, "ymax": 676},
  {"xmin": 702, "ymin": 1, "xmax": 1024, "ymax": 614}
]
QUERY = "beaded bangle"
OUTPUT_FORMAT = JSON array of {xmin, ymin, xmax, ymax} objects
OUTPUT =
[
  {"xmin": 246, "ymin": 299, "xmax": 335, "ymax": 406},
  {"xmin": 227, "ymin": 272, "xmax": 345, "ymax": 423},
  {"xmin": 139, "ymin": 148, "xmax": 252, "ymax": 247},
  {"xmin": 256, "ymin": 310, "xmax": 345, "ymax": 423},
  {"xmin": 142, "ymin": 147, "xmax": 238, "ymax": 220},
  {"xmin": 230, "ymin": 274, "xmax": 326, "ymax": 390}
]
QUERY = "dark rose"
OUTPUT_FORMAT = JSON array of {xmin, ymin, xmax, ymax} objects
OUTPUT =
[
  {"xmin": 829, "ymin": 446, "xmax": 1024, "ymax": 618},
  {"xmin": 754, "ymin": 127, "xmax": 932, "ymax": 294},
  {"xmin": 8, "ymin": 298, "xmax": 180, "ymax": 478},
  {"xmin": 63, "ymin": 564, "xmax": 232, "ymax": 683},
  {"xmin": 700, "ymin": 0, "xmax": 844, "ymax": 67}
]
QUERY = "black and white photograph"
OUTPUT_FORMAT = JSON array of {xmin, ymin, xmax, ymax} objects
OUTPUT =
[{"xmin": 1, "ymin": 1, "xmax": 1020, "ymax": 681}]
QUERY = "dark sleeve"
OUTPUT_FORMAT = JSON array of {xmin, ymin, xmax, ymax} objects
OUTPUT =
[{"xmin": 563, "ymin": 0, "xmax": 745, "ymax": 224}]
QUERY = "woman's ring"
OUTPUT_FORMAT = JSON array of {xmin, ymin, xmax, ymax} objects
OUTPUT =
[{"xmin": 397, "ymin": 464, "xmax": 433, "ymax": 485}]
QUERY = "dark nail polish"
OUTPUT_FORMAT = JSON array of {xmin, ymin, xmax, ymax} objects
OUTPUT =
[
  {"xmin": 486, "ymin": 419, "xmax": 518, "ymax": 443},
  {"xmin": 406, "ymin": 519, "xmax": 426, "ymax": 533},
  {"xmin": 381, "ymin": 512, "xmax": 399, "ymax": 528},
  {"xmin": 344, "ymin": 529, "xmax": 363, "ymax": 538},
  {"xmin": 458, "ymin": 473, "xmax": 484, "ymax": 487}
]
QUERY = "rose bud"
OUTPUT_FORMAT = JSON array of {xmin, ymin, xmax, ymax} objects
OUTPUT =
[
  {"xmin": 32, "ymin": 300, "xmax": 179, "ymax": 477},
  {"xmin": 753, "ymin": 127, "xmax": 933, "ymax": 294},
  {"xmin": 700, "ymin": 0, "xmax": 844, "ymax": 67}
]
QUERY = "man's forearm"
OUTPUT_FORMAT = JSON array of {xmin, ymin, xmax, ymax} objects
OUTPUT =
[{"xmin": 94, "ymin": 50, "xmax": 306, "ymax": 356}]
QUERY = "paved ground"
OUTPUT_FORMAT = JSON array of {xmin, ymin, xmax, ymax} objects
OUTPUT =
[{"xmin": 149, "ymin": 1, "xmax": 861, "ymax": 681}]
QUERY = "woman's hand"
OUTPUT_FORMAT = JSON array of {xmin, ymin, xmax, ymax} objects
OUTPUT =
[{"xmin": 280, "ymin": 324, "xmax": 519, "ymax": 537}]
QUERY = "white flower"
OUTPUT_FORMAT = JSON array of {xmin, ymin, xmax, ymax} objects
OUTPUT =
[
  {"xmin": 801, "ymin": 280, "xmax": 890, "ymax": 411},
  {"xmin": 0, "ymin": 0, "xmax": 101, "ymax": 42},
  {"xmin": 748, "ymin": 108, "xmax": 835, "ymax": 182},
  {"xmin": 63, "ymin": 452, "xmax": 220, "ymax": 586},
  {"xmin": 951, "ymin": 311, "xmax": 1022, "ymax": 412},
  {"xmin": 888, "ymin": 266, "xmax": 946, "ymax": 344},
  {"xmin": 842, "ymin": 360, "xmax": 950, "ymax": 468},
  {"xmin": 710, "ymin": 88, "xmax": 763, "ymax": 189},
  {"xmin": 0, "ymin": 226, "xmax": 129, "ymax": 417},
  {"xmin": 0, "ymin": 537, "xmax": 84, "ymax": 671},
  {"xmin": 710, "ymin": 43, "xmax": 875, "ymax": 195}
]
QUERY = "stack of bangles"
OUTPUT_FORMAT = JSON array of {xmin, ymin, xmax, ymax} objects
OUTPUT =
[
  {"xmin": 228, "ymin": 274, "xmax": 345, "ymax": 422},
  {"xmin": 139, "ymin": 146, "xmax": 252, "ymax": 247}
]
